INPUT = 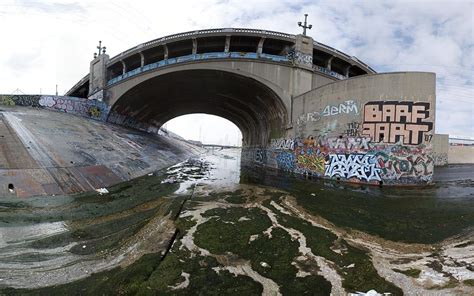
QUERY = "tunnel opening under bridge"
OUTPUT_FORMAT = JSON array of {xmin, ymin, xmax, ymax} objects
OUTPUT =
[{"xmin": 107, "ymin": 69, "xmax": 289, "ymax": 147}]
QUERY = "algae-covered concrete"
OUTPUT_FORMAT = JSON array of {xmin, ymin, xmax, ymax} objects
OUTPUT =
[
  {"xmin": 0, "ymin": 106, "xmax": 203, "ymax": 197},
  {"xmin": 1, "ymin": 149, "xmax": 472, "ymax": 295}
]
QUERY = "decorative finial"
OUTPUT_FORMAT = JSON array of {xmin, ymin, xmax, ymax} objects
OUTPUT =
[
  {"xmin": 298, "ymin": 14, "xmax": 312, "ymax": 36},
  {"xmin": 95, "ymin": 40, "xmax": 105, "ymax": 57}
]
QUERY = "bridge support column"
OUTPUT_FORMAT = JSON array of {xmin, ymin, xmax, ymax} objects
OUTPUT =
[
  {"xmin": 224, "ymin": 36, "xmax": 230, "ymax": 53},
  {"xmin": 327, "ymin": 56, "xmax": 334, "ymax": 71},
  {"xmin": 163, "ymin": 44, "xmax": 169, "ymax": 59},
  {"xmin": 293, "ymin": 35, "xmax": 314, "ymax": 70},
  {"xmin": 192, "ymin": 38, "xmax": 197, "ymax": 55},
  {"xmin": 88, "ymin": 53, "xmax": 109, "ymax": 97},
  {"xmin": 139, "ymin": 52, "xmax": 145, "ymax": 67},
  {"xmin": 344, "ymin": 65, "xmax": 352, "ymax": 78},
  {"xmin": 257, "ymin": 37, "xmax": 265, "ymax": 55},
  {"xmin": 288, "ymin": 35, "xmax": 315, "ymax": 97},
  {"xmin": 120, "ymin": 60, "xmax": 127, "ymax": 75}
]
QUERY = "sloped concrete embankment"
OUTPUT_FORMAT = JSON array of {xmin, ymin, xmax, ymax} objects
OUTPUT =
[{"xmin": 0, "ymin": 106, "xmax": 203, "ymax": 197}]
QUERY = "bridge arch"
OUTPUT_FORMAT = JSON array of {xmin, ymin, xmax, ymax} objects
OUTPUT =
[{"xmin": 107, "ymin": 69, "xmax": 289, "ymax": 147}]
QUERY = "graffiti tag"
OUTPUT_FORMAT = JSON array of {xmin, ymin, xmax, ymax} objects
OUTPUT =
[
  {"xmin": 324, "ymin": 154, "xmax": 381, "ymax": 181},
  {"xmin": 362, "ymin": 101, "xmax": 433, "ymax": 145}
]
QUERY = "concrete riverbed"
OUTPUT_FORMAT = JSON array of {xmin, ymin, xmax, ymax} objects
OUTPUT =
[{"xmin": 0, "ymin": 148, "xmax": 473, "ymax": 295}]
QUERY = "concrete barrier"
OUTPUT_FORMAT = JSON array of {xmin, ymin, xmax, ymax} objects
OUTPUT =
[{"xmin": 449, "ymin": 146, "xmax": 474, "ymax": 164}]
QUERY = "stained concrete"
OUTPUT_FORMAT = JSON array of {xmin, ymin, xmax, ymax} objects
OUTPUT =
[{"xmin": 0, "ymin": 106, "xmax": 203, "ymax": 197}]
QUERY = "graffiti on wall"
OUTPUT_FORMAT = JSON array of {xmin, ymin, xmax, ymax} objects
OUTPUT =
[
  {"xmin": 0, "ymin": 94, "xmax": 110, "ymax": 121},
  {"xmin": 270, "ymin": 138, "xmax": 296, "ymax": 150},
  {"xmin": 324, "ymin": 154, "xmax": 382, "ymax": 182},
  {"xmin": 88, "ymin": 90, "xmax": 105, "ymax": 102},
  {"xmin": 344, "ymin": 122, "xmax": 361, "ymax": 137},
  {"xmin": 375, "ymin": 150, "xmax": 433, "ymax": 181},
  {"xmin": 297, "ymin": 100, "xmax": 359, "ymax": 125},
  {"xmin": 362, "ymin": 101, "xmax": 433, "ymax": 145},
  {"xmin": 432, "ymin": 153, "xmax": 448, "ymax": 166},
  {"xmin": 38, "ymin": 96, "xmax": 110, "ymax": 121},
  {"xmin": 288, "ymin": 50, "xmax": 313, "ymax": 67},
  {"xmin": 0, "ymin": 95, "xmax": 41, "ymax": 107},
  {"xmin": 262, "ymin": 133, "xmax": 433, "ymax": 184},
  {"xmin": 295, "ymin": 145, "xmax": 325, "ymax": 174},
  {"xmin": 255, "ymin": 149, "xmax": 267, "ymax": 163},
  {"xmin": 327, "ymin": 137, "xmax": 371, "ymax": 152}
]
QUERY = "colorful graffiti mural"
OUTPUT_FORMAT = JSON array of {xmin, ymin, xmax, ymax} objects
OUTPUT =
[
  {"xmin": 295, "ymin": 145, "xmax": 325, "ymax": 174},
  {"xmin": 362, "ymin": 101, "xmax": 433, "ymax": 145},
  {"xmin": 275, "ymin": 151, "xmax": 296, "ymax": 171},
  {"xmin": 375, "ymin": 150, "xmax": 433, "ymax": 182},
  {"xmin": 257, "ymin": 129, "xmax": 434, "ymax": 184}
]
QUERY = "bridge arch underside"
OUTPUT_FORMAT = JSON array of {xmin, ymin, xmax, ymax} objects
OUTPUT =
[{"xmin": 108, "ymin": 70, "xmax": 288, "ymax": 147}]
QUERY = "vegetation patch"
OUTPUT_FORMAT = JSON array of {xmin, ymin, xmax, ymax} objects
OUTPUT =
[
  {"xmin": 463, "ymin": 279, "xmax": 474, "ymax": 287},
  {"xmin": 263, "ymin": 200, "xmax": 402, "ymax": 295},
  {"xmin": 392, "ymin": 268, "xmax": 422, "ymax": 278},
  {"xmin": 195, "ymin": 206, "xmax": 332, "ymax": 295}
]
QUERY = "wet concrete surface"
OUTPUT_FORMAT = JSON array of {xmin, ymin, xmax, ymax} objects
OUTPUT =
[
  {"xmin": 0, "ymin": 106, "xmax": 203, "ymax": 197},
  {"xmin": 0, "ymin": 148, "xmax": 473, "ymax": 295}
]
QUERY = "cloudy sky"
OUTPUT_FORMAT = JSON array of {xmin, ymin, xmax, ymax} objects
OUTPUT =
[{"xmin": 0, "ymin": 0, "xmax": 472, "ymax": 144}]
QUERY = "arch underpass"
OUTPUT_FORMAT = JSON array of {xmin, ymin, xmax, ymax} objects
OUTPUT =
[
  {"xmin": 107, "ymin": 69, "xmax": 288, "ymax": 147},
  {"xmin": 62, "ymin": 28, "xmax": 436, "ymax": 186}
]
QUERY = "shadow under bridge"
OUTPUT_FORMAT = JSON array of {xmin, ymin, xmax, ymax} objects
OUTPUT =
[{"xmin": 107, "ymin": 69, "xmax": 289, "ymax": 147}]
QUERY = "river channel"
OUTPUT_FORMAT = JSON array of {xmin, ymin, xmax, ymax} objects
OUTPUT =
[{"xmin": 0, "ymin": 148, "xmax": 473, "ymax": 295}]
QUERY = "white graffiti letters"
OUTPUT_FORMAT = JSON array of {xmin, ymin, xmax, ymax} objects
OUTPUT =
[
  {"xmin": 327, "ymin": 137, "xmax": 371, "ymax": 151},
  {"xmin": 270, "ymin": 138, "xmax": 296, "ymax": 150},
  {"xmin": 322, "ymin": 100, "xmax": 358, "ymax": 116},
  {"xmin": 297, "ymin": 100, "xmax": 359, "ymax": 125},
  {"xmin": 324, "ymin": 154, "xmax": 381, "ymax": 181}
]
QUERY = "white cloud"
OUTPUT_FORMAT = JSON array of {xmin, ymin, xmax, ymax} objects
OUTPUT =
[{"xmin": 0, "ymin": 0, "xmax": 472, "ymax": 140}]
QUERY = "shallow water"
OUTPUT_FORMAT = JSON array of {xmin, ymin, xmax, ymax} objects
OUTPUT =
[{"xmin": 0, "ymin": 148, "xmax": 473, "ymax": 295}]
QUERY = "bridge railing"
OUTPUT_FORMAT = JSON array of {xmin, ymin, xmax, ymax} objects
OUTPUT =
[
  {"xmin": 107, "ymin": 52, "xmax": 291, "ymax": 85},
  {"xmin": 106, "ymin": 51, "xmax": 347, "ymax": 86},
  {"xmin": 108, "ymin": 28, "xmax": 295, "ymax": 65}
]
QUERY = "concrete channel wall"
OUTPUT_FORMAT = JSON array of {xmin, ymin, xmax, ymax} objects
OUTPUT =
[
  {"xmin": 432, "ymin": 134, "xmax": 449, "ymax": 166},
  {"xmin": 244, "ymin": 72, "xmax": 437, "ymax": 185},
  {"xmin": 449, "ymin": 146, "xmax": 474, "ymax": 164},
  {"xmin": 0, "ymin": 105, "xmax": 203, "ymax": 197}
]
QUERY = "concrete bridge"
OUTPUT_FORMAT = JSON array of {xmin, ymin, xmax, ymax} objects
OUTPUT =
[{"xmin": 65, "ymin": 28, "xmax": 436, "ymax": 186}]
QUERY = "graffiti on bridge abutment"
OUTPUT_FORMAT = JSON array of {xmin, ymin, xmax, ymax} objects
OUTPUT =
[
  {"xmin": 362, "ymin": 101, "xmax": 433, "ymax": 145},
  {"xmin": 324, "ymin": 153, "xmax": 381, "ymax": 182},
  {"xmin": 297, "ymin": 100, "xmax": 359, "ymax": 125},
  {"xmin": 257, "ymin": 133, "xmax": 434, "ymax": 183}
]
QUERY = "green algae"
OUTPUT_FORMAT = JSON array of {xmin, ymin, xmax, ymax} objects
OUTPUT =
[
  {"xmin": 464, "ymin": 279, "xmax": 474, "ymax": 287},
  {"xmin": 393, "ymin": 268, "xmax": 422, "ymax": 278},
  {"xmin": 243, "ymin": 168, "xmax": 474, "ymax": 244},
  {"xmin": 30, "ymin": 208, "xmax": 157, "ymax": 253},
  {"xmin": 194, "ymin": 206, "xmax": 332, "ymax": 295},
  {"xmin": 263, "ymin": 200, "xmax": 403, "ymax": 295},
  {"xmin": 0, "ymin": 172, "xmax": 179, "ymax": 226}
]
